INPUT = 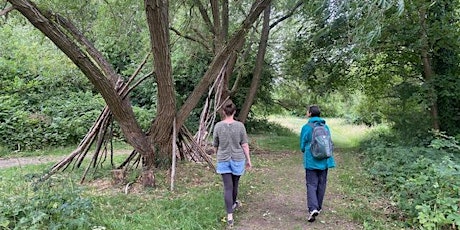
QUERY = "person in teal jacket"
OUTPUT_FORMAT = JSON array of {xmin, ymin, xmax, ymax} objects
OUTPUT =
[{"xmin": 300, "ymin": 105, "xmax": 336, "ymax": 223}]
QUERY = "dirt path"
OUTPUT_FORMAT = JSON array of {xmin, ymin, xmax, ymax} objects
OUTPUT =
[
  {"xmin": 0, "ymin": 150, "xmax": 131, "ymax": 169},
  {"xmin": 235, "ymin": 150, "xmax": 363, "ymax": 230},
  {"xmin": 0, "ymin": 155, "xmax": 64, "ymax": 169}
]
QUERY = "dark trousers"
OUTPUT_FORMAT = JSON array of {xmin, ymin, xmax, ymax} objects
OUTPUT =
[
  {"xmin": 305, "ymin": 169, "xmax": 328, "ymax": 212},
  {"xmin": 222, "ymin": 173, "xmax": 240, "ymax": 213}
]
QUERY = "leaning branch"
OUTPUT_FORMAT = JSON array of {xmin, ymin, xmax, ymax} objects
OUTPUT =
[
  {"xmin": 0, "ymin": 6, "xmax": 14, "ymax": 16},
  {"xmin": 53, "ymin": 13, "xmax": 118, "ymax": 82},
  {"xmin": 269, "ymin": 0, "xmax": 303, "ymax": 29},
  {"xmin": 169, "ymin": 26, "xmax": 211, "ymax": 51}
]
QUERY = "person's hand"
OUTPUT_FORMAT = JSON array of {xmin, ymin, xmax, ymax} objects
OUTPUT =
[{"xmin": 246, "ymin": 160, "xmax": 252, "ymax": 170}]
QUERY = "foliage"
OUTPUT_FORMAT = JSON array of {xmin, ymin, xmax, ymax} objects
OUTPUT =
[
  {"xmin": 0, "ymin": 92, "xmax": 104, "ymax": 151},
  {"xmin": 360, "ymin": 131, "xmax": 460, "ymax": 229},
  {"xmin": 245, "ymin": 117, "xmax": 294, "ymax": 136},
  {"xmin": 353, "ymin": 0, "xmax": 460, "ymax": 137},
  {"xmin": 433, "ymin": 74, "xmax": 460, "ymax": 135},
  {"xmin": 429, "ymin": 131, "xmax": 460, "ymax": 154},
  {"xmin": 276, "ymin": 0, "xmax": 460, "ymax": 142},
  {"xmin": 0, "ymin": 175, "xmax": 94, "ymax": 229},
  {"xmin": 277, "ymin": 0, "xmax": 357, "ymax": 117}
]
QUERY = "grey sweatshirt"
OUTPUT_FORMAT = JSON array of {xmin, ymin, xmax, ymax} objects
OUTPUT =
[{"xmin": 212, "ymin": 121, "xmax": 248, "ymax": 162}]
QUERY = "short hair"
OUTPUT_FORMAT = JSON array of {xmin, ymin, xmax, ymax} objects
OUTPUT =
[
  {"xmin": 222, "ymin": 100, "xmax": 236, "ymax": 116},
  {"xmin": 308, "ymin": 105, "xmax": 321, "ymax": 117}
]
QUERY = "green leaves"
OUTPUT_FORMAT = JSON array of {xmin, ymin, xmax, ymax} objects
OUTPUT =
[
  {"xmin": 361, "ymin": 132, "xmax": 460, "ymax": 229},
  {"xmin": 0, "ymin": 177, "xmax": 94, "ymax": 230}
]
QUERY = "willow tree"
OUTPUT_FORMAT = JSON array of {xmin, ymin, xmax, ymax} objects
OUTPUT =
[
  {"xmin": 349, "ymin": 0, "xmax": 460, "ymax": 134},
  {"xmin": 5, "ymin": 0, "xmax": 271, "ymax": 186}
]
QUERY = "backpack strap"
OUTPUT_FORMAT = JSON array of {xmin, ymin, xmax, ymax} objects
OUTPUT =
[{"xmin": 307, "ymin": 121, "xmax": 323, "ymax": 128}]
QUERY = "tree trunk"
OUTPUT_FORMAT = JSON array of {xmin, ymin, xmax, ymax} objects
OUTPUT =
[
  {"xmin": 419, "ymin": 7, "xmax": 440, "ymax": 130},
  {"xmin": 7, "ymin": 0, "xmax": 155, "ymax": 162},
  {"xmin": 221, "ymin": 37, "xmax": 246, "ymax": 102},
  {"xmin": 239, "ymin": 4, "xmax": 271, "ymax": 123},
  {"xmin": 145, "ymin": 0, "xmax": 176, "ymax": 168}
]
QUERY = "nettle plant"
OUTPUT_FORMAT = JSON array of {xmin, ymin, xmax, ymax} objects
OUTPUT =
[
  {"xmin": 363, "ymin": 131, "xmax": 460, "ymax": 229},
  {"xmin": 0, "ymin": 176, "xmax": 94, "ymax": 229}
]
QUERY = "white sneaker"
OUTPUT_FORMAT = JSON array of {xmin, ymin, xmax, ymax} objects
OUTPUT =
[{"xmin": 307, "ymin": 209, "xmax": 319, "ymax": 222}]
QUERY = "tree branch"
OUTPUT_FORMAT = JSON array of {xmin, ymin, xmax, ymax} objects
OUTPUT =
[
  {"xmin": 169, "ymin": 26, "xmax": 211, "ymax": 50},
  {"xmin": 193, "ymin": 0, "xmax": 214, "ymax": 34},
  {"xmin": 269, "ymin": 0, "xmax": 303, "ymax": 29},
  {"xmin": 176, "ymin": 0, "xmax": 272, "ymax": 129},
  {"xmin": 53, "ymin": 13, "xmax": 119, "ymax": 83},
  {"xmin": 7, "ymin": 0, "xmax": 153, "ymax": 162},
  {"xmin": 0, "ymin": 6, "xmax": 14, "ymax": 16}
]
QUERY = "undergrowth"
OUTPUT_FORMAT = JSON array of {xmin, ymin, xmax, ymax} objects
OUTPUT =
[
  {"xmin": 0, "ymin": 174, "xmax": 94, "ymax": 229},
  {"xmin": 360, "ymin": 129, "xmax": 460, "ymax": 229}
]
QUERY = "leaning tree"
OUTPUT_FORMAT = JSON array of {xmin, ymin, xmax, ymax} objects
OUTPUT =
[{"xmin": 5, "ymin": 0, "xmax": 272, "ymax": 186}]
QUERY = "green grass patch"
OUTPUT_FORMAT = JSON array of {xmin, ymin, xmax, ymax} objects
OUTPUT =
[
  {"xmin": 266, "ymin": 116, "xmax": 375, "ymax": 149},
  {"xmin": 251, "ymin": 133, "xmax": 299, "ymax": 152}
]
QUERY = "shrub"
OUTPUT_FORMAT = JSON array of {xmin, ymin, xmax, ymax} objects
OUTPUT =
[
  {"xmin": 0, "ymin": 93, "xmax": 104, "ymax": 151},
  {"xmin": 245, "ymin": 117, "xmax": 295, "ymax": 136},
  {"xmin": 361, "ymin": 132, "xmax": 460, "ymax": 229},
  {"xmin": 0, "ymin": 176, "xmax": 94, "ymax": 229}
]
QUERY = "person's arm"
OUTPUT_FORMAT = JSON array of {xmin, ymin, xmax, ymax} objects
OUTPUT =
[
  {"xmin": 241, "ymin": 142, "xmax": 251, "ymax": 169},
  {"xmin": 212, "ymin": 124, "xmax": 219, "ymax": 154},
  {"xmin": 300, "ymin": 125, "xmax": 307, "ymax": 152},
  {"xmin": 300, "ymin": 124, "xmax": 312, "ymax": 153}
]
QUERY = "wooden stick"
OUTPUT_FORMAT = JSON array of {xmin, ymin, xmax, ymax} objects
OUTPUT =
[{"xmin": 170, "ymin": 117, "xmax": 177, "ymax": 191}]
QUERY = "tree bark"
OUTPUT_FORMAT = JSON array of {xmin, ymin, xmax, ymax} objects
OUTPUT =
[
  {"xmin": 145, "ymin": 0, "xmax": 176, "ymax": 168},
  {"xmin": 239, "ymin": 4, "xmax": 271, "ymax": 123}
]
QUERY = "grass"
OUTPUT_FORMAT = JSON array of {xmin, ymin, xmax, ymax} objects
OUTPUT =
[
  {"xmin": 0, "ymin": 117, "xmax": 404, "ymax": 229},
  {"xmin": 267, "ymin": 115, "xmax": 371, "ymax": 149}
]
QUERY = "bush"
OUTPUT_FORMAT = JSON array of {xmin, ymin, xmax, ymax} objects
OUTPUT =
[
  {"xmin": 0, "ymin": 176, "xmax": 94, "ymax": 229},
  {"xmin": 361, "ymin": 132, "xmax": 460, "ymax": 229},
  {"xmin": 245, "ymin": 117, "xmax": 295, "ymax": 136},
  {"xmin": 0, "ymin": 92, "xmax": 104, "ymax": 151}
]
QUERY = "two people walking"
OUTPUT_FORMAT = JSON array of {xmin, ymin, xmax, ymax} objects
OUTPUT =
[{"xmin": 213, "ymin": 101, "xmax": 335, "ymax": 227}]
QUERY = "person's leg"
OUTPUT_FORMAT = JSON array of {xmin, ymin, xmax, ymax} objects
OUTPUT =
[
  {"xmin": 232, "ymin": 174, "xmax": 240, "ymax": 203},
  {"xmin": 306, "ymin": 169, "xmax": 320, "ymax": 222},
  {"xmin": 222, "ymin": 173, "xmax": 234, "ymax": 214},
  {"xmin": 305, "ymin": 169, "xmax": 319, "ymax": 212},
  {"xmin": 317, "ymin": 169, "xmax": 328, "ymax": 211}
]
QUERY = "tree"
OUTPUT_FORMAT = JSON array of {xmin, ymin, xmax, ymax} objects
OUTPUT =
[
  {"xmin": 280, "ymin": 0, "xmax": 460, "ymax": 136},
  {"xmin": 5, "ymin": 0, "xmax": 271, "ymax": 186}
]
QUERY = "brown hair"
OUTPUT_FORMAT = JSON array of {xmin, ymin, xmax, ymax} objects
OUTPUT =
[{"xmin": 222, "ymin": 100, "xmax": 236, "ymax": 116}]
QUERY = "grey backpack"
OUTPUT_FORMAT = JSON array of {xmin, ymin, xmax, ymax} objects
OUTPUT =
[{"xmin": 308, "ymin": 122, "xmax": 333, "ymax": 160}]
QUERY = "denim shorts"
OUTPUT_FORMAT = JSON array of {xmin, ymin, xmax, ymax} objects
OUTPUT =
[{"xmin": 216, "ymin": 160, "xmax": 246, "ymax": 175}]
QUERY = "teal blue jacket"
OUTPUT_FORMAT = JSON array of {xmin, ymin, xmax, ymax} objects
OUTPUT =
[{"xmin": 300, "ymin": 117, "xmax": 336, "ymax": 170}]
